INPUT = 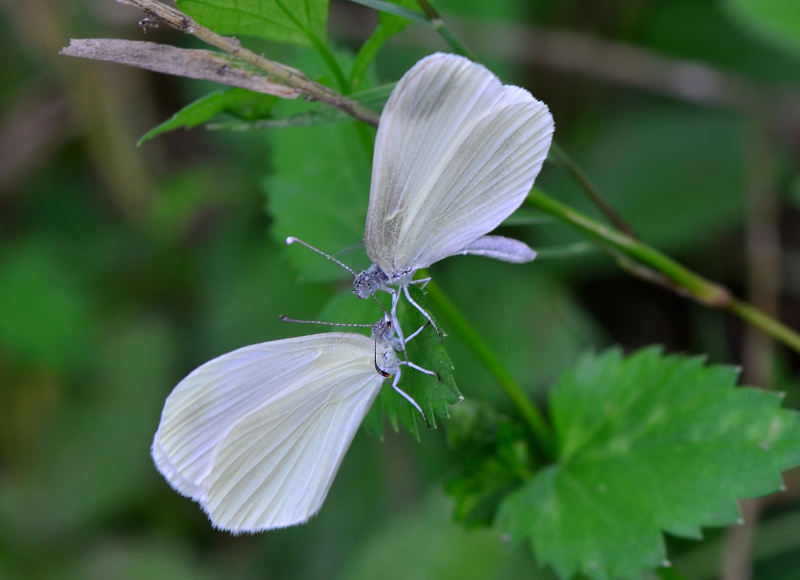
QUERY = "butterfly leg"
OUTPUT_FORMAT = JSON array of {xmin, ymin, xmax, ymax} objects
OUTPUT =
[
  {"xmin": 404, "ymin": 322, "xmax": 428, "ymax": 343},
  {"xmin": 388, "ymin": 289, "xmax": 410, "ymax": 359},
  {"xmin": 391, "ymin": 371, "xmax": 431, "ymax": 429},
  {"xmin": 402, "ymin": 284, "xmax": 443, "ymax": 341},
  {"xmin": 409, "ymin": 276, "xmax": 431, "ymax": 290},
  {"xmin": 404, "ymin": 360, "xmax": 441, "ymax": 382}
]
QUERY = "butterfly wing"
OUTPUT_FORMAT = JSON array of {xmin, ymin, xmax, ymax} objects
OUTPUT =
[
  {"xmin": 456, "ymin": 235, "xmax": 537, "ymax": 263},
  {"xmin": 365, "ymin": 53, "xmax": 554, "ymax": 275},
  {"xmin": 152, "ymin": 332, "xmax": 383, "ymax": 532}
]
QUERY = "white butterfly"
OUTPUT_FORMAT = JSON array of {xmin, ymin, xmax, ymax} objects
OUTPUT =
[
  {"xmin": 294, "ymin": 53, "xmax": 554, "ymax": 345},
  {"xmin": 152, "ymin": 318, "xmax": 429, "ymax": 533}
]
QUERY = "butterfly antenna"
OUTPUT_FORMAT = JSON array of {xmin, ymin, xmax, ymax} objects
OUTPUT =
[
  {"xmin": 371, "ymin": 294, "xmax": 390, "ymax": 319},
  {"xmin": 285, "ymin": 237, "xmax": 356, "ymax": 275},
  {"xmin": 279, "ymin": 314, "xmax": 372, "ymax": 328}
]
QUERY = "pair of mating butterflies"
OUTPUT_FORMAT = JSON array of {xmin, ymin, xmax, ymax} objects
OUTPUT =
[{"xmin": 152, "ymin": 53, "xmax": 555, "ymax": 532}]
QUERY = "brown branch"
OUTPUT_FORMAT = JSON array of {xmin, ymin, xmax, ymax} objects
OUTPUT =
[
  {"xmin": 114, "ymin": 0, "xmax": 380, "ymax": 126},
  {"xmin": 60, "ymin": 39, "xmax": 302, "ymax": 98}
]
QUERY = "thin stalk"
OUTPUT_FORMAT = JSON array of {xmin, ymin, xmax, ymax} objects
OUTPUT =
[
  {"xmin": 414, "ymin": 0, "xmax": 477, "ymax": 60},
  {"xmin": 527, "ymin": 189, "xmax": 800, "ymax": 355},
  {"xmin": 309, "ymin": 35, "xmax": 351, "ymax": 94},
  {"xmin": 729, "ymin": 299, "xmax": 800, "ymax": 353},
  {"xmin": 423, "ymin": 279, "xmax": 556, "ymax": 461},
  {"xmin": 549, "ymin": 142, "xmax": 638, "ymax": 238},
  {"xmin": 528, "ymin": 189, "xmax": 731, "ymax": 305},
  {"xmin": 269, "ymin": 0, "xmax": 351, "ymax": 93}
]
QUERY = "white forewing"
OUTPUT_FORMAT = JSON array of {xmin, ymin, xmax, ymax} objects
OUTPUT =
[
  {"xmin": 365, "ymin": 53, "xmax": 554, "ymax": 275},
  {"xmin": 152, "ymin": 332, "xmax": 384, "ymax": 532}
]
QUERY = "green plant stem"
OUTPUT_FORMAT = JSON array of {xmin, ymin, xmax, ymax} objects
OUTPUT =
[
  {"xmin": 549, "ymin": 142, "xmax": 638, "ymax": 238},
  {"xmin": 414, "ymin": 0, "xmax": 477, "ymax": 60},
  {"xmin": 423, "ymin": 278, "xmax": 556, "ymax": 461},
  {"xmin": 527, "ymin": 189, "xmax": 800, "ymax": 355},
  {"xmin": 729, "ymin": 298, "xmax": 800, "ymax": 353}
]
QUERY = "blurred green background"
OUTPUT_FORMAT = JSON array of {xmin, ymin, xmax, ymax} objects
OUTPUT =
[{"xmin": 1, "ymin": 0, "xmax": 800, "ymax": 578}]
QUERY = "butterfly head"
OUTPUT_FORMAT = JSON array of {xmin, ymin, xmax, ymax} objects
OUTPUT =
[{"xmin": 354, "ymin": 264, "xmax": 389, "ymax": 298}]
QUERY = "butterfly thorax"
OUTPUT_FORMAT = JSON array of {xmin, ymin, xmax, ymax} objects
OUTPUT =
[
  {"xmin": 374, "ymin": 337, "xmax": 400, "ymax": 377},
  {"xmin": 354, "ymin": 263, "xmax": 417, "ymax": 298},
  {"xmin": 371, "ymin": 318, "xmax": 402, "ymax": 376}
]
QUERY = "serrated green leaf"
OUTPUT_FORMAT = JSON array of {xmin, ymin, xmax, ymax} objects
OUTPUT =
[
  {"xmin": 318, "ymin": 287, "xmax": 460, "ymax": 439},
  {"xmin": 498, "ymin": 347, "xmax": 800, "ymax": 580},
  {"xmin": 386, "ymin": 288, "xmax": 460, "ymax": 433},
  {"xmin": 139, "ymin": 88, "xmax": 277, "ymax": 144},
  {"xmin": 445, "ymin": 401, "xmax": 534, "ymax": 528},
  {"xmin": 265, "ymin": 113, "xmax": 374, "ymax": 282},
  {"xmin": 724, "ymin": 0, "xmax": 800, "ymax": 56},
  {"xmin": 351, "ymin": 0, "xmax": 421, "ymax": 89},
  {"xmin": 176, "ymin": 0, "xmax": 328, "ymax": 46}
]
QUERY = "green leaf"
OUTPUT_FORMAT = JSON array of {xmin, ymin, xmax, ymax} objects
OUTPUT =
[
  {"xmin": 498, "ymin": 347, "xmax": 800, "ymax": 580},
  {"xmin": 350, "ymin": 0, "xmax": 422, "ymax": 89},
  {"xmin": 318, "ymin": 287, "xmax": 460, "ymax": 439},
  {"xmin": 207, "ymin": 83, "xmax": 391, "ymax": 131},
  {"xmin": 176, "ymin": 0, "xmax": 329, "ymax": 46},
  {"xmin": 265, "ymin": 109, "xmax": 374, "ymax": 282},
  {"xmin": 644, "ymin": 2, "xmax": 800, "ymax": 84},
  {"xmin": 346, "ymin": 0, "xmax": 430, "ymax": 26},
  {"xmin": 444, "ymin": 401, "xmax": 534, "ymax": 528},
  {"xmin": 380, "ymin": 285, "xmax": 460, "ymax": 435},
  {"xmin": 537, "ymin": 107, "xmax": 746, "ymax": 259},
  {"xmin": 343, "ymin": 491, "xmax": 548, "ymax": 580},
  {"xmin": 724, "ymin": 0, "xmax": 800, "ymax": 56},
  {"xmin": 139, "ymin": 88, "xmax": 278, "ymax": 144}
]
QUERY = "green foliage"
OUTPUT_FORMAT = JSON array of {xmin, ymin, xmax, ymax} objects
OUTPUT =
[
  {"xmin": 538, "ymin": 107, "xmax": 746, "ymax": 258},
  {"xmin": 374, "ymin": 285, "xmax": 461, "ymax": 435},
  {"xmin": 139, "ymin": 88, "xmax": 278, "ymax": 144},
  {"xmin": 642, "ymin": 1, "xmax": 800, "ymax": 83},
  {"xmin": 176, "ymin": 0, "xmax": 329, "ymax": 46},
  {"xmin": 8, "ymin": 0, "xmax": 800, "ymax": 578},
  {"xmin": 724, "ymin": 0, "xmax": 800, "ymax": 56},
  {"xmin": 445, "ymin": 401, "xmax": 534, "ymax": 528},
  {"xmin": 209, "ymin": 84, "xmax": 392, "ymax": 130},
  {"xmin": 342, "ymin": 491, "xmax": 551, "ymax": 580},
  {"xmin": 0, "ymin": 318, "xmax": 175, "ymax": 539},
  {"xmin": 499, "ymin": 347, "xmax": 800, "ymax": 580},
  {"xmin": 319, "ymin": 287, "xmax": 461, "ymax": 438},
  {"xmin": 436, "ymin": 261, "xmax": 602, "ymax": 395},
  {"xmin": 0, "ymin": 240, "xmax": 94, "ymax": 372},
  {"xmin": 265, "ymin": 111, "xmax": 374, "ymax": 282},
  {"xmin": 350, "ymin": 0, "xmax": 422, "ymax": 89}
]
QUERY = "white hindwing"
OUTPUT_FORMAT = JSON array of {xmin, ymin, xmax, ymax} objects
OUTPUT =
[
  {"xmin": 365, "ymin": 53, "xmax": 554, "ymax": 275},
  {"xmin": 152, "ymin": 333, "xmax": 383, "ymax": 532}
]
